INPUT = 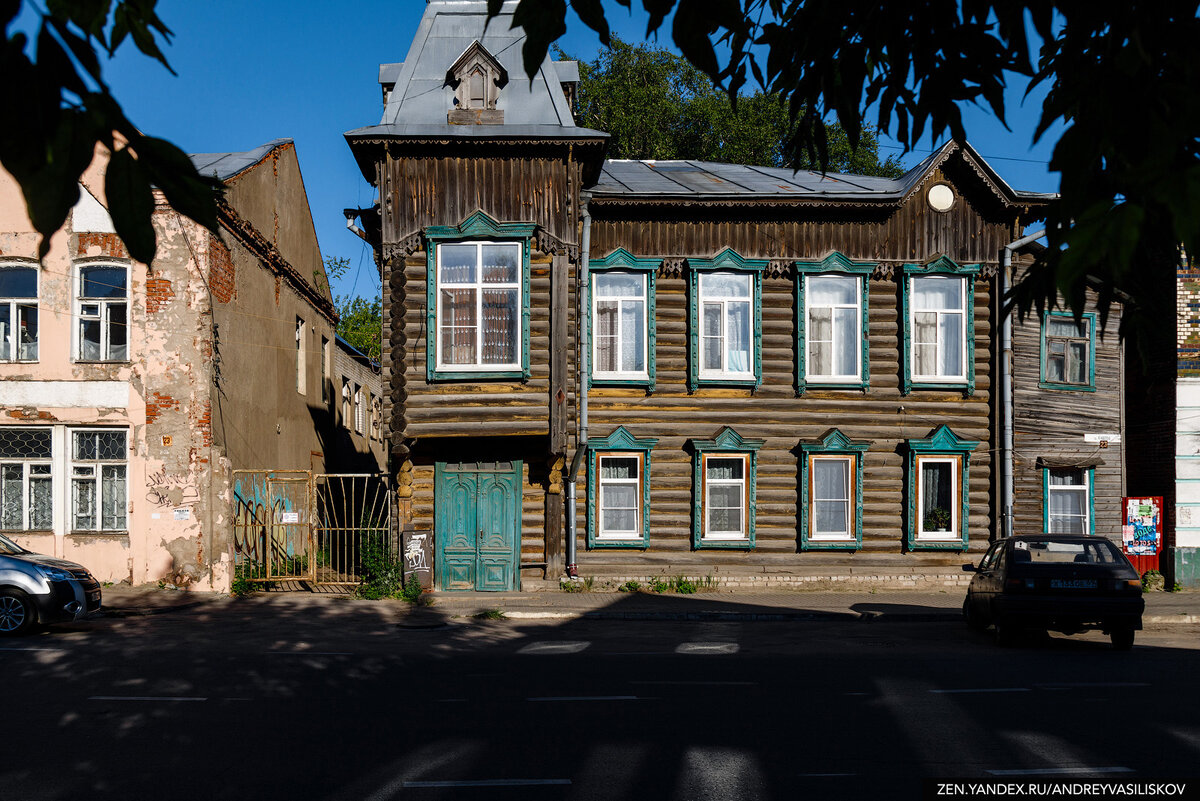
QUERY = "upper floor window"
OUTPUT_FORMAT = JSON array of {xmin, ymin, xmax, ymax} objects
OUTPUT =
[
  {"xmin": 436, "ymin": 242, "xmax": 522, "ymax": 371},
  {"xmin": 77, "ymin": 264, "xmax": 128, "ymax": 362},
  {"xmin": 902, "ymin": 258, "xmax": 979, "ymax": 394},
  {"xmin": 71, "ymin": 429, "xmax": 127, "ymax": 532},
  {"xmin": 0, "ymin": 266, "xmax": 38, "ymax": 362},
  {"xmin": 296, "ymin": 318, "xmax": 307, "ymax": 395},
  {"xmin": 447, "ymin": 40, "xmax": 508, "ymax": 124},
  {"xmin": 424, "ymin": 213, "xmax": 535, "ymax": 381},
  {"xmin": 321, "ymin": 336, "xmax": 331, "ymax": 404},
  {"xmin": 688, "ymin": 250, "xmax": 767, "ymax": 391},
  {"xmin": 0, "ymin": 427, "xmax": 53, "ymax": 531},
  {"xmin": 354, "ymin": 385, "xmax": 365, "ymax": 435},
  {"xmin": 593, "ymin": 272, "xmax": 647, "ymax": 381},
  {"xmin": 1041, "ymin": 312, "xmax": 1096, "ymax": 390},
  {"xmin": 699, "ymin": 272, "xmax": 753, "ymax": 380}
]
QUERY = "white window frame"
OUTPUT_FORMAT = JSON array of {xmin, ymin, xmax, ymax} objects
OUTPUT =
[
  {"xmin": 1047, "ymin": 469, "xmax": 1090, "ymax": 535},
  {"xmin": 595, "ymin": 452, "xmax": 644, "ymax": 541},
  {"xmin": 0, "ymin": 265, "xmax": 39, "ymax": 362},
  {"xmin": 808, "ymin": 454, "xmax": 855, "ymax": 541},
  {"xmin": 702, "ymin": 453, "xmax": 749, "ymax": 541},
  {"xmin": 698, "ymin": 271, "xmax": 754, "ymax": 381},
  {"xmin": 0, "ymin": 427, "xmax": 53, "ymax": 531},
  {"xmin": 296, "ymin": 318, "xmax": 307, "ymax": 395},
  {"xmin": 69, "ymin": 429, "xmax": 127, "ymax": 533},
  {"xmin": 434, "ymin": 241, "xmax": 523, "ymax": 372},
  {"xmin": 340, "ymin": 378, "xmax": 352, "ymax": 429},
  {"xmin": 592, "ymin": 272, "xmax": 649, "ymax": 381},
  {"xmin": 805, "ymin": 273, "xmax": 862, "ymax": 383},
  {"xmin": 321, "ymin": 336, "xmax": 331, "ymax": 404},
  {"xmin": 75, "ymin": 262, "xmax": 129, "ymax": 362},
  {"xmin": 916, "ymin": 455, "xmax": 961, "ymax": 541},
  {"xmin": 909, "ymin": 275, "xmax": 967, "ymax": 382},
  {"xmin": 354, "ymin": 385, "xmax": 365, "ymax": 435}
]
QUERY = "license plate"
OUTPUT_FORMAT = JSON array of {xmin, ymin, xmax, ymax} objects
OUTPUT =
[{"xmin": 1050, "ymin": 579, "xmax": 1096, "ymax": 589}]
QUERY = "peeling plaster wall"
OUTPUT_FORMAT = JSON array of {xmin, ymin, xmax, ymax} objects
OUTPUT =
[{"xmin": 0, "ymin": 151, "xmax": 225, "ymax": 590}]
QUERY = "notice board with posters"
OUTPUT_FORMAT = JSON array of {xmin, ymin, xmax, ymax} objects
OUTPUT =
[{"xmin": 1122, "ymin": 496, "xmax": 1162, "ymax": 575}]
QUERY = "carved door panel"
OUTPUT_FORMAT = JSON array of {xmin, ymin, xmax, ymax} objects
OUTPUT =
[{"xmin": 435, "ymin": 462, "xmax": 520, "ymax": 591}]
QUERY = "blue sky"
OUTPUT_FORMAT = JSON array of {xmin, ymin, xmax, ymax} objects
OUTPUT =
[{"xmin": 99, "ymin": 0, "xmax": 1063, "ymax": 301}]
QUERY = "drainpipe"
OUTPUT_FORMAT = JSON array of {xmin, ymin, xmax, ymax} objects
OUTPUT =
[
  {"xmin": 1000, "ymin": 228, "xmax": 1047, "ymax": 538},
  {"xmin": 565, "ymin": 194, "xmax": 592, "ymax": 577}
]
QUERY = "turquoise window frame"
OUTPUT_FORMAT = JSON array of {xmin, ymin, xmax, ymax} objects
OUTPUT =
[
  {"xmin": 1042, "ymin": 466, "xmax": 1095, "ymax": 535},
  {"xmin": 689, "ymin": 426, "xmax": 765, "ymax": 549},
  {"xmin": 798, "ymin": 428, "xmax": 869, "ymax": 551},
  {"xmin": 1039, "ymin": 311, "xmax": 1097, "ymax": 391},
  {"xmin": 424, "ymin": 211, "xmax": 536, "ymax": 382},
  {"xmin": 901, "ymin": 256, "xmax": 981, "ymax": 395},
  {"xmin": 905, "ymin": 425, "xmax": 979, "ymax": 551},
  {"xmin": 687, "ymin": 249, "xmax": 768, "ymax": 392},
  {"xmin": 589, "ymin": 248, "xmax": 658, "ymax": 390},
  {"xmin": 795, "ymin": 252, "xmax": 873, "ymax": 393},
  {"xmin": 587, "ymin": 425, "xmax": 658, "ymax": 549}
]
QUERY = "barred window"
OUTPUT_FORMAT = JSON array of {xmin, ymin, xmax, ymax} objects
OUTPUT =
[
  {"xmin": 71, "ymin": 430, "xmax": 127, "ymax": 531},
  {"xmin": 0, "ymin": 428, "xmax": 53, "ymax": 531}
]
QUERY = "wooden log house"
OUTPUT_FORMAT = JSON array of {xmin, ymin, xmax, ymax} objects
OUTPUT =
[{"xmin": 346, "ymin": 0, "xmax": 1056, "ymax": 591}]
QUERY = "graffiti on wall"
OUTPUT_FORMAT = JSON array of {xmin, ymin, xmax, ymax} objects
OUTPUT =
[{"xmin": 146, "ymin": 468, "xmax": 200, "ymax": 508}]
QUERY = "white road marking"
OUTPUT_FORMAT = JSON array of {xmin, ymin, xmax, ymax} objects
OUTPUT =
[
  {"xmin": 799, "ymin": 773, "xmax": 857, "ymax": 777},
  {"xmin": 929, "ymin": 688, "xmax": 1031, "ymax": 694},
  {"xmin": 528, "ymin": 695, "xmax": 641, "ymax": 702},
  {"xmin": 986, "ymin": 767, "xmax": 1134, "ymax": 776},
  {"xmin": 633, "ymin": 680, "xmax": 756, "ymax": 686},
  {"xmin": 517, "ymin": 641, "xmax": 590, "ymax": 655},
  {"xmin": 676, "ymin": 641, "xmax": 740, "ymax": 654},
  {"xmin": 0, "ymin": 647, "xmax": 65, "ymax": 652},
  {"xmin": 1035, "ymin": 682, "xmax": 1151, "ymax": 689},
  {"xmin": 89, "ymin": 696, "xmax": 207, "ymax": 702},
  {"xmin": 402, "ymin": 779, "xmax": 571, "ymax": 788},
  {"xmin": 266, "ymin": 651, "xmax": 353, "ymax": 656}
]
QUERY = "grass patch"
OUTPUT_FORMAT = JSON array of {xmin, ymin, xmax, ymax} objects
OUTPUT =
[
  {"xmin": 617, "ymin": 580, "xmax": 642, "ymax": 593},
  {"xmin": 474, "ymin": 608, "xmax": 506, "ymax": 620},
  {"xmin": 560, "ymin": 576, "xmax": 595, "ymax": 593}
]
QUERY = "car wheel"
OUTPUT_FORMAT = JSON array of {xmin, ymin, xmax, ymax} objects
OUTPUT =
[
  {"xmin": 1110, "ymin": 627, "xmax": 1135, "ymax": 651},
  {"xmin": 0, "ymin": 590, "xmax": 35, "ymax": 637},
  {"xmin": 963, "ymin": 599, "xmax": 986, "ymax": 631}
]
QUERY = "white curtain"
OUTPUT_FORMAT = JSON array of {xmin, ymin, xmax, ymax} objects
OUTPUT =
[{"xmin": 727, "ymin": 301, "xmax": 750, "ymax": 373}]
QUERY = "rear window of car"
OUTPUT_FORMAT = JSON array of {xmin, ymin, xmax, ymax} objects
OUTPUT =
[
  {"xmin": 0, "ymin": 533, "xmax": 26, "ymax": 555},
  {"xmin": 1013, "ymin": 539, "xmax": 1122, "ymax": 564}
]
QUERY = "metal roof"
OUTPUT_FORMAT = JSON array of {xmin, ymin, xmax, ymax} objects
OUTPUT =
[
  {"xmin": 590, "ymin": 141, "xmax": 1057, "ymax": 205},
  {"xmin": 370, "ymin": 0, "xmax": 587, "ymax": 134},
  {"xmin": 189, "ymin": 139, "xmax": 292, "ymax": 182}
]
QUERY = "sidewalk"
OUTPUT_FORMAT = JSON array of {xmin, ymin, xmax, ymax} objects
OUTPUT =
[{"xmin": 97, "ymin": 584, "xmax": 1200, "ymax": 625}]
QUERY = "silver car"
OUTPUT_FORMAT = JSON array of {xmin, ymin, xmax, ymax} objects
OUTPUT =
[{"xmin": 0, "ymin": 533, "xmax": 102, "ymax": 636}]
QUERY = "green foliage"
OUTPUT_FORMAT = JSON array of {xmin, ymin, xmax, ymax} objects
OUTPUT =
[
  {"xmin": 923, "ymin": 507, "xmax": 952, "ymax": 532},
  {"xmin": 326, "ymin": 255, "xmax": 382, "ymax": 361},
  {"xmin": 671, "ymin": 575, "xmax": 697, "ymax": 594},
  {"xmin": 566, "ymin": 37, "xmax": 902, "ymax": 177},
  {"xmin": 1141, "ymin": 570, "xmax": 1165, "ymax": 593},
  {"xmin": 1, "ymin": 1, "xmax": 222, "ymax": 263},
  {"xmin": 649, "ymin": 577, "xmax": 670, "ymax": 593},
  {"xmin": 399, "ymin": 574, "xmax": 424, "ymax": 603},
  {"xmin": 560, "ymin": 576, "xmax": 595, "ymax": 593},
  {"xmin": 617, "ymin": 580, "xmax": 642, "ymax": 593},
  {"xmin": 354, "ymin": 536, "xmax": 404, "ymax": 600},
  {"xmin": 474, "ymin": 608, "xmax": 506, "ymax": 620}
]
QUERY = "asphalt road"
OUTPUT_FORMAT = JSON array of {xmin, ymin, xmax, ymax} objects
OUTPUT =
[{"xmin": 2, "ymin": 604, "xmax": 1197, "ymax": 801}]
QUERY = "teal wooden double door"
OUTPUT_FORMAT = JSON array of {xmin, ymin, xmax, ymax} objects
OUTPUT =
[{"xmin": 435, "ymin": 462, "xmax": 522, "ymax": 591}]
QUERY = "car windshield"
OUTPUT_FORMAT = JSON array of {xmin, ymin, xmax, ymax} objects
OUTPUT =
[
  {"xmin": 1013, "ymin": 538, "xmax": 1123, "ymax": 564},
  {"xmin": 0, "ymin": 532, "xmax": 27, "ymax": 555}
]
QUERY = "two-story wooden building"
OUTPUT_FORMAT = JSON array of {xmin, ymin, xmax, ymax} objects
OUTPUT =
[{"xmin": 346, "ymin": 0, "xmax": 1055, "ymax": 591}]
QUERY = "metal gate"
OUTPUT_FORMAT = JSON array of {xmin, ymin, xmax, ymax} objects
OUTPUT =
[
  {"xmin": 313, "ymin": 473, "xmax": 394, "ymax": 586},
  {"xmin": 232, "ymin": 470, "xmax": 392, "ymax": 588}
]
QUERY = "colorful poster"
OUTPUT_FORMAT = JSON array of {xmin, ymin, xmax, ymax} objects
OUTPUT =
[{"xmin": 1122, "ymin": 496, "xmax": 1162, "ymax": 556}]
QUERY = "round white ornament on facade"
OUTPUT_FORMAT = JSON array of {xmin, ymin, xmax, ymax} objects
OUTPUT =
[{"xmin": 927, "ymin": 183, "xmax": 955, "ymax": 212}]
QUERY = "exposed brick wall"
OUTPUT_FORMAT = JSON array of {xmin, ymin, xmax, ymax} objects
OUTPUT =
[
  {"xmin": 145, "ymin": 278, "xmax": 175, "ymax": 313},
  {"xmin": 1179, "ymin": 252, "xmax": 1200, "ymax": 376},
  {"xmin": 145, "ymin": 392, "xmax": 180, "ymax": 425},
  {"xmin": 209, "ymin": 236, "xmax": 235, "ymax": 303},
  {"xmin": 75, "ymin": 233, "xmax": 127, "ymax": 259},
  {"xmin": 194, "ymin": 401, "xmax": 212, "ymax": 447}
]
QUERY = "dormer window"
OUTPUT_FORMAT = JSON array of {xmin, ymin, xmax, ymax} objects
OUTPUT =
[{"xmin": 447, "ymin": 41, "xmax": 507, "ymax": 124}]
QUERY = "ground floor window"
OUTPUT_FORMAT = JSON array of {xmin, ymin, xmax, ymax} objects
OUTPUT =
[
  {"xmin": 71, "ymin": 430, "xmax": 127, "ymax": 532},
  {"xmin": 905, "ymin": 425, "xmax": 978, "ymax": 551},
  {"xmin": 587, "ymin": 426, "xmax": 657, "ymax": 548},
  {"xmin": 917, "ymin": 455, "xmax": 960, "ymax": 540},
  {"xmin": 0, "ymin": 428, "xmax": 53, "ymax": 530},
  {"xmin": 1045, "ymin": 468, "xmax": 1091, "ymax": 535},
  {"xmin": 690, "ymin": 427, "xmax": 764, "ymax": 549}
]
